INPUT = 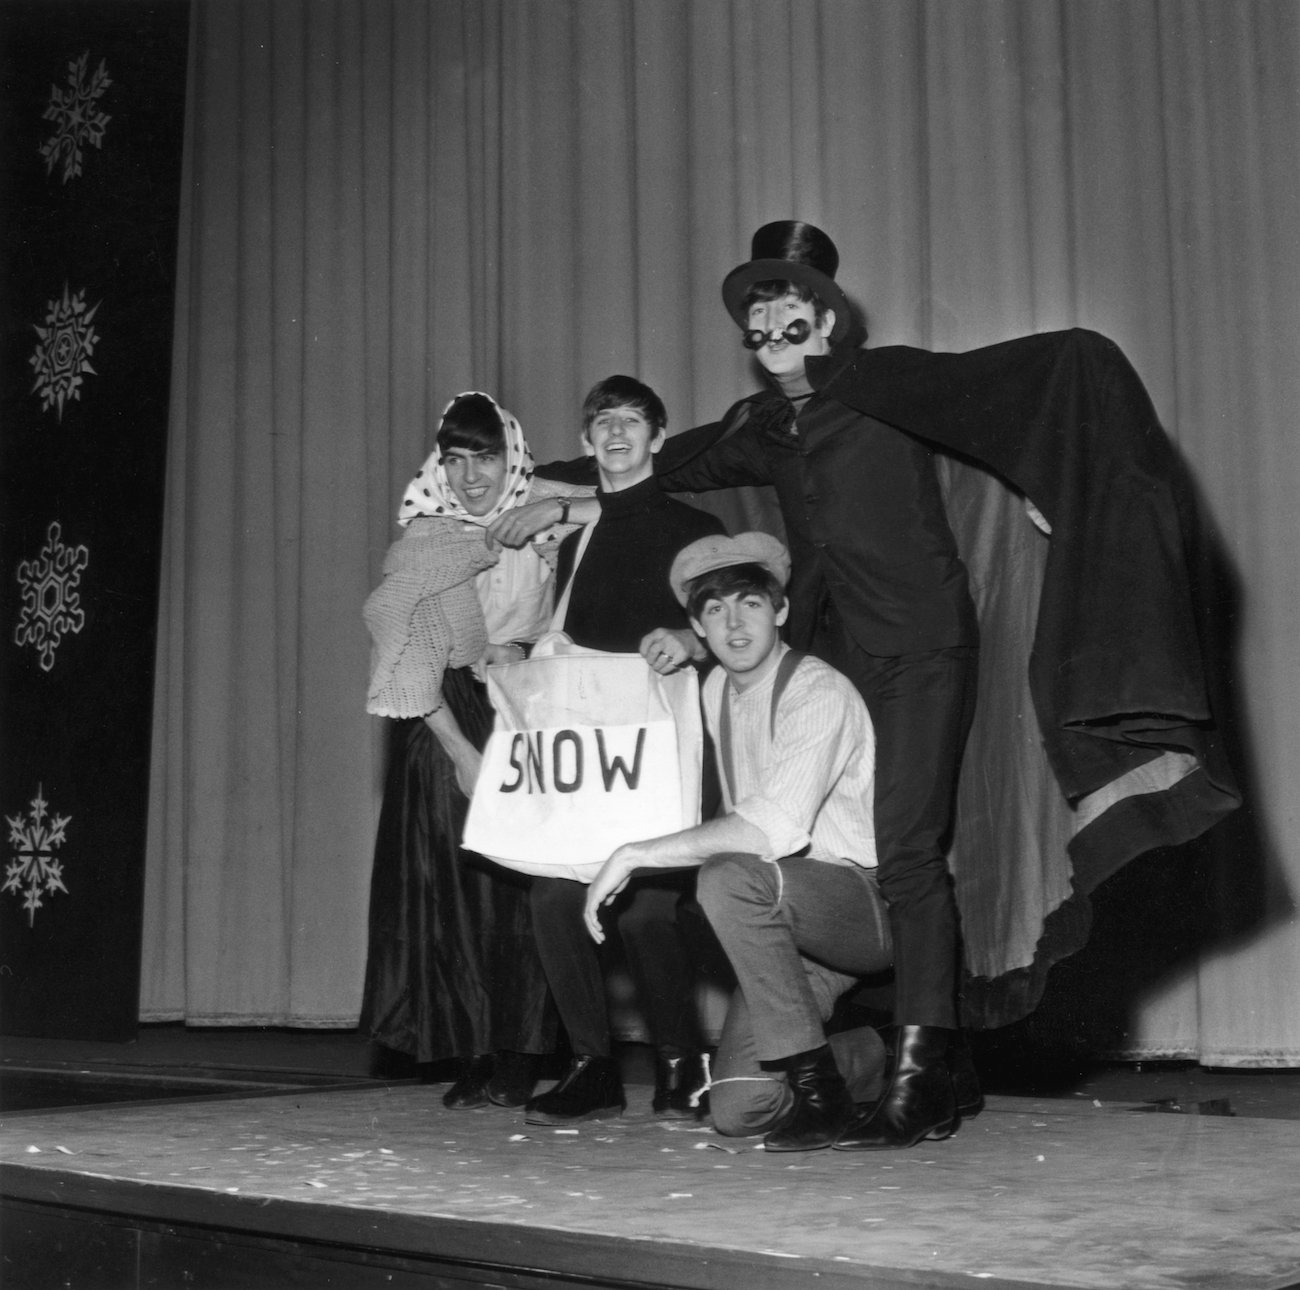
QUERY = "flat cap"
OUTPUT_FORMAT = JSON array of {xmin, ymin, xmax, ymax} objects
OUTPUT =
[{"xmin": 669, "ymin": 531, "xmax": 791, "ymax": 606}]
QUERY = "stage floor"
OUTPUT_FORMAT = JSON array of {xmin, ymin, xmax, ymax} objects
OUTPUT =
[{"xmin": 3, "ymin": 1079, "xmax": 1300, "ymax": 1290}]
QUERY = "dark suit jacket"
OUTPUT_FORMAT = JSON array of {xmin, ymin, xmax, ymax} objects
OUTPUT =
[{"xmin": 653, "ymin": 381, "xmax": 978, "ymax": 656}]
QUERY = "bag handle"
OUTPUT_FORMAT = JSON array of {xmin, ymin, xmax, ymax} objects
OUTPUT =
[
  {"xmin": 548, "ymin": 516, "xmax": 598, "ymax": 633},
  {"xmin": 716, "ymin": 649, "xmax": 807, "ymax": 807}
]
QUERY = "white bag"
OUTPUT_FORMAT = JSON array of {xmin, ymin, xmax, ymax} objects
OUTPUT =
[{"xmin": 463, "ymin": 633, "xmax": 703, "ymax": 882}]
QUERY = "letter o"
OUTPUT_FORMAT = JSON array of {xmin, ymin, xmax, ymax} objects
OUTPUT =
[{"xmin": 553, "ymin": 729, "xmax": 584, "ymax": 793}]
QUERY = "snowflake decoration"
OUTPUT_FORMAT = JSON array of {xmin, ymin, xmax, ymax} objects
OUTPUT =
[
  {"xmin": 30, "ymin": 284, "xmax": 101, "ymax": 419},
  {"xmin": 39, "ymin": 51, "xmax": 112, "ymax": 183},
  {"xmin": 5, "ymin": 786, "xmax": 72, "ymax": 927},
  {"xmin": 14, "ymin": 522, "xmax": 89, "ymax": 672}
]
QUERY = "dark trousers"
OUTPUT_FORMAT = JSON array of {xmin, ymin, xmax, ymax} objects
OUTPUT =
[
  {"xmin": 813, "ymin": 617, "xmax": 978, "ymax": 1030},
  {"xmin": 530, "ymin": 874, "xmax": 704, "ymax": 1057}
]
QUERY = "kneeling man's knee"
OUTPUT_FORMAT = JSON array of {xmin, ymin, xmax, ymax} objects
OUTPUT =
[
  {"xmin": 697, "ymin": 852, "xmax": 775, "ymax": 922},
  {"xmin": 709, "ymin": 1075, "xmax": 791, "ymax": 1138}
]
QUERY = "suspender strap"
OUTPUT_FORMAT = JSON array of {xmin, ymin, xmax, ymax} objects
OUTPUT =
[
  {"xmin": 769, "ymin": 648, "xmax": 807, "ymax": 733},
  {"xmin": 716, "ymin": 649, "xmax": 807, "ymax": 808}
]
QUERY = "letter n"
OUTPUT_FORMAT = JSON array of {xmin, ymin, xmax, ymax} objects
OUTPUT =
[{"xmin": 525, "ymin": 730, "xmax": 546, "ymax": 792}]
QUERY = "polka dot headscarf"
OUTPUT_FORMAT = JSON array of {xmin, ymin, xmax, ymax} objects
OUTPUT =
[{"xmin": 397, "ymin": 391, "xmax": 535, "ymax": 528}]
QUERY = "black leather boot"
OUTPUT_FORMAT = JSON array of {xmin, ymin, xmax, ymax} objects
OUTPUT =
[
  {"xmin": 833, "ymin": 1025, "xmax": 957, "ymax": 1149},
  {"xmin": 487, "ymin": 1050, "xmax": 541, "ymax": 1108},
  {"xmin": 524, "ymin": 1055, "xmax": 625, "ymax": 1125},
  {"xmin": 763, "ymin": 1044, "xmax": 857, "ymax": 1153},
  {"xmin": 442, "ymin": 1053, "xmax": 494, "ymax": 1109},
  {"xmin": 652, "ymin": 1048, "xmax": 707, "ymax": 1119}
]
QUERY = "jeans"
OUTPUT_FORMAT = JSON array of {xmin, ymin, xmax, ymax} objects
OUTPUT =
[{"xmin": 697, "ymin": 852, "xmax": 891, "ymax": 1136}]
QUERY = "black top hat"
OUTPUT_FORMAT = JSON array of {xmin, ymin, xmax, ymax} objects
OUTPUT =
[{"xmin": 721, "ymin": 220, "xmax": 851, "ymax": 343}]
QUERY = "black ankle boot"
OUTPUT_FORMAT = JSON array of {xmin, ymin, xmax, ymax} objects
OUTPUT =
[
  {"xmin": 524, "ymin": 1055, "xmax": 625, "ymax": 1125},
  {"xmin": 442, "ymin": 1053, "xmax": 494, "ymax": 1109},
  {"xmin": 763, "ymin": 1044, "xmax": 856, "ymax": 1153},
  {"xmin": 487, "ymin": 1050, "xmax": 541, "ymax": 1108},
  {"xmin": 833, "ymin": 1025, "xmax": 957, "ymax": 1150},
  {"xmin": 652, "ymin": 1048, "xmax": 706, "ymax": 1119}
]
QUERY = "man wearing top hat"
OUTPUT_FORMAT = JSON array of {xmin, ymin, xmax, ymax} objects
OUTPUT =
[{"xmin": 638, "ymin": 222, "xmax": 982, "ymax": 1151}]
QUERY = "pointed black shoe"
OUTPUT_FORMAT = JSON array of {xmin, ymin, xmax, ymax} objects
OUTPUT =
[
  {"xmin": 833, "ymin": 1025, "xmax": 957, "ymax": 1150},
  {"xmin": 652, "ymin": 1048, "xmax": 707, "ymax": 1119},
  {"xmin": 442, "ymin": 1053, "xmax": 494, "ymax": 1109},
  {"xmin": 524, "ymin": 1055, "xmax": 625, "ymax": 1125},
  {"xmin": 487, "ymin": 1050, "xmax": 541, "ymax": 1108},
  {"xmin": 763, "ymin": 1045, "xmax": 857, "ymax": 1153}
]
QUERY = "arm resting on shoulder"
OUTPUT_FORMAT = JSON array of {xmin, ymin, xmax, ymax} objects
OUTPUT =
[
  {"xmin": 655, "ymin": 406, "xmax": 772, "ymax": 492},
  {"xmin": 485, "ymin": 492, "xmax": 600, "ymax": 550},
  {"xmin": 531, "ymin": 405, "xmax": 769, "ymax": 495}
]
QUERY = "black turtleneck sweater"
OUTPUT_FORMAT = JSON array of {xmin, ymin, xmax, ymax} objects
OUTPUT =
[{"xmin": 555, "ymin": 473, "xmax": 725, "ymax": 653}]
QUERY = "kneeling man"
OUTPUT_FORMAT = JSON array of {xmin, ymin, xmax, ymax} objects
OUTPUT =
[{"xmin": 583, "ymin": 533, "xmax": 892, "ymax": 1152}]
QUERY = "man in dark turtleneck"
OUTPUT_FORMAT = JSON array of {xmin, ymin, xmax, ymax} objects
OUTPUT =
[{"xmin": 523, "ymin": 374, "xmax": 724, "ymax": 1126}]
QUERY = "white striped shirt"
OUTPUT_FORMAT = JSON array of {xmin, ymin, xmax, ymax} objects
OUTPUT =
[{"xmin": 702, "ymin": 645, "xmax": 877, "ymax": 868}]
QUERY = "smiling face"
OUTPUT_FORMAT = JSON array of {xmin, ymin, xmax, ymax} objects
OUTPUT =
[
  {"xmin": 745, "ymin": 292, "xmax": 835, "ymax": 380},
  {"xmin": 441, "ymin": 446, "xmax": 507, "ymax": 516},
  {"xmin": 583, "ymin": 404, "xmax": 665, "ymax": 492},
  {"xmin": 691, "ymin": 589, "xmax": 789, "ymax": 690}
]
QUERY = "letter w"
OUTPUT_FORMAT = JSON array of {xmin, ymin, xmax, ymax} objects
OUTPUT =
[{"xmin": 595, "ymin": 728, "xmax": 646, "ymax": 791}]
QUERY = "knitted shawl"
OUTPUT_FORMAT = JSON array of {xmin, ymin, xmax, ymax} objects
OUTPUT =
[{"xmin": 363, "ymin": 518, "xmax": 498, "ymax": 718}]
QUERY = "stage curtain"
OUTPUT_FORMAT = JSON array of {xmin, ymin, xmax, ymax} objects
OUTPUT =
[{"xmin": 142, "ymin": 0, "xmax": 1300, "ymax": 1064}]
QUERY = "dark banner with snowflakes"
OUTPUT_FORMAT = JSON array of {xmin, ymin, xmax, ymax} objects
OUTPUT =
[{"xmin": 0, "ymin": 2, "xmax": 189, "ymax": 1039}]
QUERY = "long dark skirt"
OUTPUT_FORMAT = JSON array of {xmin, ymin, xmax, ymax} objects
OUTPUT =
[{"xmin": 360, "ymin": 667, "xmax": 555, "ymax": 1063}]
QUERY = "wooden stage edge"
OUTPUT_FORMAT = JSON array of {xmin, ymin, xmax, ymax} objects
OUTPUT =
[
  {"xmin": 3, "ymin": 1170, "xmax": 995, "ymax": 1290},
  {"xmin": 3, "ymin": 1084, "xmax": 1300, "ymax": 1290}
]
